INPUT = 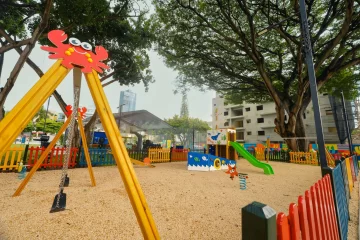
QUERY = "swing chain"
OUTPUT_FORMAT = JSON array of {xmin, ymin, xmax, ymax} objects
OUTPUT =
[{"xmin": 55, "ymin": 87, "xmax": 80, "ymax": 208}]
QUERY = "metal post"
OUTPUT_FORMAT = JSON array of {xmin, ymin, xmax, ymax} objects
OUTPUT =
[
  {"xmin": 43, "ymin": 96, "xmax": 51, "ymax": 132},
  {"xmin": 192, "ymin": 125, "xmax": 195, "ymax": 151},
  {"xmin": 0, "ymin": 53, "xmax": 4, "ymax": 86},
  {"xmin": 340, "ymin": 91, "xmax": 353, "ymax": 155},
  {"xmin": 299, "ymin": 0, "xmax": 328, "ymax": 171}
]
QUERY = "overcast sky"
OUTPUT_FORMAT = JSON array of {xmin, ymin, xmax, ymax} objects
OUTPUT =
[{"xmin": 0, "ymin": 45, "xmax": 215, "ymax": 122}]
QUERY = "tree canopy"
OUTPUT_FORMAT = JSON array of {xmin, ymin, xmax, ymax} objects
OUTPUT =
[
  {"xmin": 152, "ymin": 0, "xmax": 360, "ymax": 151},
  {"xmin": 165, "ymin": 115, "xmax": 211, "ymax": 147},
  {"xmin": 0, "ymin": 0, "xmax": 156, "ymax": 120}
]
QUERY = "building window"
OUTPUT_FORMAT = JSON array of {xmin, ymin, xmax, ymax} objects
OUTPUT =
[
  {"xmin": 326, "ymin": 110, "xmax": 333, "ymax": 115},
  {"xmin": 245, "ymin": 107, "xmax": 250, "ymax": 112},
  {"xmin": 236, "ymin": 131, "xmax": 244, "ymax": 140},
  {"xmin": 257, "ymin": 105, "xmax": 263, "ymax": 111},
  {"xmin": 246, "ymin": 119, "xmax": 251, "ymax": 123},
  {"xmin": 258, "ymin": 131, "xmax": 265, "ymax": 136},
  {"xmin": 235, "ymin": 121, "xmax": 243, "ymax": 128},
  {"xmin": 303, "ymin": 113, "xmax": 306, "ymax": 119},
  {"xmin": 323, "ymin": 93, "xmax": 328, "ymax": 96},
  {"xmin": 247, "ymin": 132, "xmax": 252, "ymax": 135},
  {"xmin": 224, "ymin": 111, "xmax": 228, "ymax": 116},
  {"xmin": 224, "ymin": 122, "xmax": 229, "ymax": 126},
  {"xmin": 213, "ymin": 104, "xmax": 216, "ymax": 106},
  {"xmin": 328, "ymin": 127, "xmax": 337, "ymax": 133},
  {"xmin": 257, "ymin": 118, "xmax": 264, "ymax": 123}
]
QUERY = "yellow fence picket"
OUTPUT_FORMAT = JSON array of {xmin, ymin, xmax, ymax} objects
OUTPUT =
[
  {"xmin": 289, "ymin": 152, "xmax": 318, "ymax": 166},
  {"xmin": 148, "ymin": 148, "xmax": 170, "ymax": 163},
  {"xmin": 0, "ymin": 147, "xmax": 25, "ymax": 171}
]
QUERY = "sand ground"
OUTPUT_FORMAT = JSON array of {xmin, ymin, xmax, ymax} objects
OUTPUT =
[{"xmin": 0, "ymin": 160, "xmax": 358, "ymax": 239}]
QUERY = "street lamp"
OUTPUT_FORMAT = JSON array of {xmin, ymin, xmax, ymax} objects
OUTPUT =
[
  {"xmin": 117, "ymin": 103, "xmax": 126, "ymax": 128},
  {"xmin": 43, "ymin": 96, "xmax": 51, "ymax": 133}
]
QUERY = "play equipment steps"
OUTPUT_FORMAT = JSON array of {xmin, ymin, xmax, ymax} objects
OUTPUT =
[{"xmin": 230, "ymin": 142, "xmax": 274, "ymax": 175}]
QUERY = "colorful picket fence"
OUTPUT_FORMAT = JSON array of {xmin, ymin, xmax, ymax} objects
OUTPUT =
[
  {"xmin": 0, "ymin": 147, "xmax": 25, "ymax": 171},
  {"xmin": 243, "ymin": 155, "xmax": 359, "ymax": 239},
  {"xmin": 289, "ymin": 152, "xmax": 318, "ymax": 165},
  {"xmin": 148, "ymin": 148, "xmax": 170, "ymax": 163},
  {"xmin": 27, "ymin": 146, "xmax": 78, "ymax": 169},
  {"xmin": 277, "ymin": 174, "xmax": 339, "ymax": 239},
  {"xmin": 79, "ymin": 148, "xmax": 116, "ymax": 167},
  {"xmin": 171, "ymin": 149, "xmax": 189, "ymax": 161}
]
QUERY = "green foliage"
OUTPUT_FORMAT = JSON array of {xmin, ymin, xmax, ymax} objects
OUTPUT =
[
  {"xmin": 319, "ymin": 68, "xmax": 360, "ymax": 100},
  {"xmin": 152, "ymin": 0, "xmax": 360, "ymax": 110},
  {"xmin": 165, "ymin": 115, "xmax": 210, "ymax": 146},
  {"xmin": 34, "ymin": 119, "xmax": 63, "ymax": 134},
  {"xmin": 180, "ymin": 93, "xmax": 189, "ymax": 117},
  {"xmin": 1, "ymin": 0, "xmax": 155, "ymax": 90}
]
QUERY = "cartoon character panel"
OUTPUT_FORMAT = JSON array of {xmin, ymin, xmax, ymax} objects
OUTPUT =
[
  {"xmin": 207, "ymin": 154, "xmax": 236, "ymax": 171},
  {"xmin": 207, "ymin": 129, "xmax": 235, "ymax": 145},
  {"xmin": 188, "ymin": 152, "xmax": 210, "ymax": 171}
]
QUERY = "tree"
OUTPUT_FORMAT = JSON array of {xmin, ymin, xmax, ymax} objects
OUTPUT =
[
  {"xmin": 165, "ymin": 115, "xmax": 210, "ymax": 147},
  {"xmin": 152, "ymin": 0, "xmax": 360, "ymax": 151},
  {"xmin": 35, "ymin": 119, "xmax": 62, "ymax": 134},
  {"xmin": 1, "ymin": 0, "xmax": 156, "ymax": 146},
  {"xmin": 180, "ymin": 93, "xmax": 189, "ymax": 117}
]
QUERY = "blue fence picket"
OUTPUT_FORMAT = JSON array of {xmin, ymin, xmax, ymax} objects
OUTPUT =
[
  {"xmin": 340, "ymin": 160, "xmax": 350, "ymax": 208},
  {"xmin": 332, "ymin": 164, "xmax": 349, "ymax": 240},
  {"xmin": 352, "ymin": 155, "xmax": 358, "ymax": 177},
  {"xmin": 79, "ymin": 148, "xmax": 116, "ymax": 167}
]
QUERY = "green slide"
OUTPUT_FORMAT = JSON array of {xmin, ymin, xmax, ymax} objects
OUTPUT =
[{"xmin": 230, "ymin": 141, "xmax": 274, "ymax": 175}]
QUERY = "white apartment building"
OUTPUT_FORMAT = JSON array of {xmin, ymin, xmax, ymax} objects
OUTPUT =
[{"xmin": 212, "ymin": 93, "xmax": 342, "ymax": 144}]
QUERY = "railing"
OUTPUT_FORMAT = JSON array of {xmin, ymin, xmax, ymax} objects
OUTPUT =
[
  {"xmin": 148, "ymin": 148, "xmax": 170, "ymax": 163},
  {"xmin": 242, "ymin": 155, "xmax": 359, "ymax": 239},
  {"xmin": 171, "ymin": 149, "xmax": 189, "ymax": 161},
  {"xmin": 27, "ymin": 146, "xmax": 78, "ymax": 169},
  {"xmin": 247, "ymin": 149, "xmax": 290, "ymax": 162},
  {"xmin": 289, "ymin": 152, "xmax": 318, "ymax": 165},
  {"xmin": 0, "ymin": 147, "xmax": 25, "ymax": 171},
  {"xmin": 79, "ymin": 148, "xmax": 115, "ymax": 167},
  {"xmin": 277, "ymin": 174, "xmax": 339, "ymax": 239}
]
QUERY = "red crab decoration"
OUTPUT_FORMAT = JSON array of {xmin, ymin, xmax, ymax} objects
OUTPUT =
[
  {"xmin": 78, "ymin": 107, "xmax": 87, "ymax": 120},
  {"xmin": 65, "ymin": 105, "xmax": 73, "ymax": 117},
  {"xmin": 41, "ymin": 30, "xmax": 109, "ymax": 73}
]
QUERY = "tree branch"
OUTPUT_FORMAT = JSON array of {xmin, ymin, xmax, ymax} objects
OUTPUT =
[{"xmin": 0, "ymin": 39, "xmax": 31, "ymax": 54}]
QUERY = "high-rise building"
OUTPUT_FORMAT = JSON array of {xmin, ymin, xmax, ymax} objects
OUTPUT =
[
  {"xmin": 119, "ymin": 90, "xmax": 136, "ymax": 112},
  {"xmin": 212, "ymin": 93, "xmax": 355, "ymax": 143}
]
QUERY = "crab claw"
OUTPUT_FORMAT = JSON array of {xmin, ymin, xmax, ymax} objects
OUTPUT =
[
  {"xmin": 94, "ymin": 46, "xmax": 109, "ymax": 61},
  {"xmin": 47, "ymin": 30, "xmax": 68, "ymax": 47}
]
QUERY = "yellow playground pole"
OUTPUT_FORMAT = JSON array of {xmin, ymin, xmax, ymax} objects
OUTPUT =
[
  {"xmin": 0, "ymin": 60, "xmax": 70, "ymax": 157},
  {"xmin": 77, "ymin": 112, "xmax": 96, "ymax": 187},
  {"xmin": 13, "ymin": 116, "xmax": 72, "ymax": 197},
  {"xmin": 85, "ymin": 70, "xmax": 160, "ymax": 239}
]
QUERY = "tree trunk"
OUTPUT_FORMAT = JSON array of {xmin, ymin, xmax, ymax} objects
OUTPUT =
[
  {"xmin": 84, "ymin": 111, "xmax": 98, "ymax": 146},
  {"xmin": 0, "ymin": 0, "xmax": 52, "ymax": 121},
  {"xmin": 295, "ymin": 108, "xmax": 308, "ymax": 152},
  {"xmin": 275, "ymin": 105, "xmax": 309, "ymax": 152}
]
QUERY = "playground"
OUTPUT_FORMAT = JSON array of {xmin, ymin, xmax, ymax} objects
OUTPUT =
[{"xmin": 0, "ymin": 160, "xmax": 357, "ymax": 239}]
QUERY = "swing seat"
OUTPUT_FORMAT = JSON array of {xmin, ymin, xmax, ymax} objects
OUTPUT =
[{"xmin": 50, "ymin": 189, "xmax": 67, "ymax": 213}]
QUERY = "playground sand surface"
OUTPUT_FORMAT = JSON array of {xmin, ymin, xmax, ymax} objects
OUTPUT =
[{"xmin": 0, "ymin": 160, "xmax": 358, "ymax": 240}]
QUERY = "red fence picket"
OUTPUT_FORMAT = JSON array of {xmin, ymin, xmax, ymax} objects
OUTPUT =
[
  {"xmin": 276, "ymin": 175, "xmax": 339, "ymax": 240},
  {"xmin": 27, "ymin": 146, "xmax": 78, "ymax": 169},
  {"xmin": 171, "ymin": 149, "xmax": 189, "ymax": 161}
]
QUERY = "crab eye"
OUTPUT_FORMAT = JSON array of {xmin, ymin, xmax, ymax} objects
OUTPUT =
[
  {"xmin": 81, "ymin": 42, "xmax": 92, "ymax": 51},
  {"xmin": 69, "ymin": 37, "xmax": 81, "ymax": 46}
]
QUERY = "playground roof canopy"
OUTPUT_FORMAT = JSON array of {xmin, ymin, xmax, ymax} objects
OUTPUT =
[{"xmin": 84, "ymin": 110, "xmax": 173, "ymax": 132}]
